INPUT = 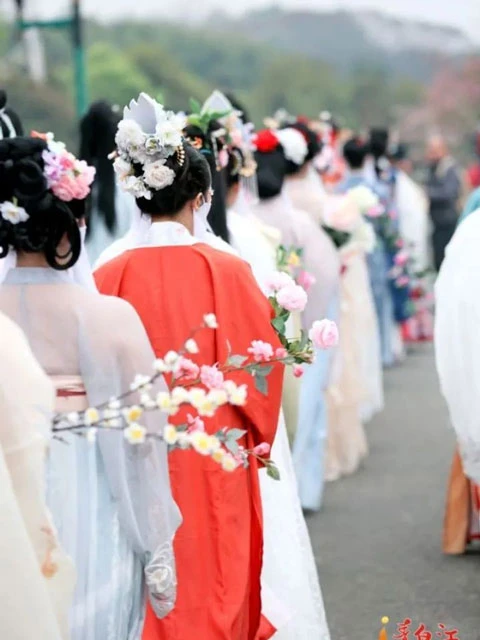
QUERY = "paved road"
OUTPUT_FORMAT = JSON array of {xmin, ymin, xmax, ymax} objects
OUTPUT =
[{"xmin": 307, "ymin": 345, "xmax": 480, "ymax": 640}]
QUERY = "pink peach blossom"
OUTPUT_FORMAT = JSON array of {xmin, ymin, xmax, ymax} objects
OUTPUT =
[
  {"xmin": 200, "ymin": 365, "xmax": 224, "ymax": 390},
  {"xmin": 293, "ymin": 365, "xmax": 304, "ymax": 378},
  {"xmin": 60, "ymin": 153, "xmax": 76, "ymax": 171},
  {"xmin": 253, "ymin": 442, "xmax": 271, "ymax": 457},
  {"xmin": 176, "ymin": 357, "xmax": 200, "ymax": 381},
  {"xmin": 309, "ymin": 319, "xmax": 339, "ymax": 349},
  {"xmin": 248, "ymin": 340, "xmax": 274, "ymax": 362},
  {"xmin": 275, "ymin": 347, "xmax": 288, "ymax": 359},
  {"xmin": 187, "ymin": 414, "xmax": 205, "ymax": 433},
  {"xmin": 395, "ymin": 275, "xmax": 410, "ymax": 288},
  {"xmin": 297, "ymin": 270, "xmax": 316, "ymax": 292},
  {"xmin": 276, "ymin": 284, "xmax": 308, "ymax": 313}
]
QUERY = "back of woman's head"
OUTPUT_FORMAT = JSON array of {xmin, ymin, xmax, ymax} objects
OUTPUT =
[
  {"xmin": 343, "ymin": 136, "xmax": 369, "ymax": 169},
  {"xmin": 0, "ymin": 135, "xmax": 95, "ymax": 269},
  {"xmin": 369, "ymin": 128, "xmax": 389, "ymax": 160},
  {"xmin": 135, "ymin": 143, "xmax": 211, "ymax": 216},
  {"xmin": 275, "ymin": 127, "xmax": 309, "ymax": 177},
  {"xmin": 0, "ymin": 90, "xmax": 24, "ymax": 139},
  {"xmin": 254, "ymin": 130, "xmax": 287, "ymax": 199}
]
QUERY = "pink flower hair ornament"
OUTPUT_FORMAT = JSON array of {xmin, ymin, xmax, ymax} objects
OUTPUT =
[{"xmin": 35, "ymin": 132, "xmax": 96, "ymax": 203}]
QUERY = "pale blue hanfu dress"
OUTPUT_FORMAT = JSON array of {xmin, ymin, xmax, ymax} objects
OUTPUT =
[{"xmin": 0, "ymin": 267, "xmax": 181, "ymax": 640}]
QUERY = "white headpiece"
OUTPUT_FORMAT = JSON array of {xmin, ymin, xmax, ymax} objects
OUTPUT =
[
  {"xmin": 113, "ymin": 93, "xmax": 187, "ymax": 201},
  {"xmin": 276, "ymin": 128, "xmax": 308, "ymax": 166}
]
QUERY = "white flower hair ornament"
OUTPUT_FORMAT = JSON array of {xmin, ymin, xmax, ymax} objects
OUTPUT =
[
  {"xmin": 275, "ymin": 127, "xmax": 308, "ymax": 167},
  {"xmin": 112, "ymin": 93, "xmax": 187, "ymax": 200}
]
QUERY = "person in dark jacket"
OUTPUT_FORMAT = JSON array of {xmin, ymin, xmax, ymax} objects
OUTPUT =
[{"xmin": 425, "ymin": 135, "xmax": 461, "ymax": 271}]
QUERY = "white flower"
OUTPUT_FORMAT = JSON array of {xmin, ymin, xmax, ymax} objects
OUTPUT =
[
  {"xmin": 227, "ymin": 383, "xmax": 248, "ymax": 407},
  {"xmin": 156, "ymin": 391, "xmax": 178, "ymax": 415},
  {"xmin": 124, "ymin": 423, "xmax": 147, "ymax": 445},
  {"xmin": 120, "ymin": 175, "xmax": 151, "ymax": 200},
  {"xmin": 86, "ymin": 428, "xmax": 97, "ymax": 443},
  {"xmin": 115, "ymin": 119, "xmax": 146, "ymax": 151},
  {"xmin": 188, "ymin": 388, "xmax": 217, "ymax": 417},
  {"xmin": 0, "ymin": 201, "xmax": 29, "ymax": 225},
  {"xmin": 66, "ymin": 412, "xmax": 79, "ymax": 424},
  {"xmin": 221, "ymin": 454, "xmax": 239, "ymax": 472},
  {"xmin": 140, "ymin": 392, "xmax": 156, "ymax": 409},
  {"xmin": 163, "ymin": 424, "xmax": 178, "ymax": 445},
  {"xmin": 190, "ymin": 431, "xmax": 215, "ymax": 456},
  {"xmin": 164, "ymin": 351, "xmax": 180, "ymax": 367},
  {"xmin": 84, "ymin": 407, "xmax": 99, "ymax": 426},
  {"xmin": 130, "ymin": 374, "xmax": 152, "ymax": 391},
  {"xmin": 153, "ymin": 358, "xmax": 168, "ymax": 373},
  {"xmin": 188, "ymin": 388, "xmax": 207, "ymax": 408},
  {"xmin": 143, "ymin": 161, "xmax": 175, "ymax": 190},
  {"xmin": 207, "ymin": 388, "xmax": 228, "ymax": 407},
  {"xmin": 275, "ymin": 128, "xmax": 308, "ymax": 166},
  {"xmin": 108, "ymin": 398, "xmax": 121, "ymax": 410},
  {"xmin": 185, "ymin": 339, "xmax": 199, "ymax": 354},
  {"xmin": 124, "ymin": 405, "xmax": 143, "ymax": 423},
  {"xmin": 347, "ymin": 185, "xmax": 379, "ymax": 213},
  {"xmin": 177, "ymin": 431, "xmax": 190, "ymax": 449},
  {"xmin": 212, "ymin": 448, "xmax": 226, "ymax": 464},
  {"xmin": 103, "ymin": 408, "xmax": 122, "ymax": 428},
  {"xmin": 203, "ymin": 313, "xmax": 218, "ymax": 329},
  {"xmin": 171, "ymin": 386, "xmax": 190, "ymax": 406},
  {"xmin": 113, "ymin": 156, "xmax": 133, "ymax": 180}
]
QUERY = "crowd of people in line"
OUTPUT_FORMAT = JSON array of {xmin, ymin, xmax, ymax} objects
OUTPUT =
[{"xmin": 0, "ymin": 83, "xmax": 477, "ymax": 640}]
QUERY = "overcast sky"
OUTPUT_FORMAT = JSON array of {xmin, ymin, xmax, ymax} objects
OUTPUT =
[{"xmin": 2, "ymin": 0, "xmax": 479, "ymax": 42}]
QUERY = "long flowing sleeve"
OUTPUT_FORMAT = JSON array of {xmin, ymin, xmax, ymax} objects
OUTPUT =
[
  {"xmin": 0, "ymin": 313, "xmax": 75, "ymax": 640},
  {"xmin": 81, "ymin": 298, "xmax": 181, "ymax": 619}
]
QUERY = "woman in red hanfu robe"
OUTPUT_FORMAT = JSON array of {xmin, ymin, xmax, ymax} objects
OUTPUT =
[{"xmin": 95, "ymin": 97, "xmax": 283, "ymax": 640}]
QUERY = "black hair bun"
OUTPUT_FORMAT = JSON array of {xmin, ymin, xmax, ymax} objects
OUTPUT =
[
  {"xmin": 255, "ymin": 147, "xmax": 287, "ymax": 200},
  {"xmin": 0, "ymin": 136, "xmax": 81, "ymax": 269}
]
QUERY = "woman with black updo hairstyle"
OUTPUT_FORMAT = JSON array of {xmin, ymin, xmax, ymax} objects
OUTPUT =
[
  {"xmin": 95, "ymin": 93, "xmax": 284, "ymax": 640},
  {"xmin": 0, "ymin": 132, "xmax": 180, "ymax": 640}
]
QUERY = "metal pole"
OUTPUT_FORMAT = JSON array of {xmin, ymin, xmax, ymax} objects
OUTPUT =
[{"xmin": 71, "ymin": 0, "xmax": 88, "ymax": 117}]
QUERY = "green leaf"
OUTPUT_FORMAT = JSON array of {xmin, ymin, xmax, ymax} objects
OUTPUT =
[
  {"xmin": 271, "ymin": 316, "xmax": 286, "ymax": 334},
  {"xmin": 225, "ymin": 440, "xmax": 240, "ymax": 455},
  {"xmin": 256, "ymin": 365, "xmax": 273, "ymax": 377},
  {"xmin": 254, "ymin": 374, "xmax": 268, "ymax": 395},
  {"xmin": 266, "ymin": 464, "xmax": 281, "ymax": 481},
  {"xmin": 189, "ymin": 97, "xmax": 202, "ymax": 114},
  {"xmin": 226, "ymin": 428, "xmax": 247, "ymax": 441},
  {"xmin": 227, "ymin": 355, "xmax": 248, "ymax": 367}
]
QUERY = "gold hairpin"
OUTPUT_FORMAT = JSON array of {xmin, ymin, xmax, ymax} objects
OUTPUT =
[{"xmin": 176, "ymin": 143, "xmax": 186, "ymax": 167}]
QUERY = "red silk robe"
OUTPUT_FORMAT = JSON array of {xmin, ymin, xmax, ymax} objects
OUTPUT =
[{"xmin": 95, "ymin": 243, "xmax": 284, "ymax": 640}]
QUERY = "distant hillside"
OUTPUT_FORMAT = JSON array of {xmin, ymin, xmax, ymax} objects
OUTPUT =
[{"xmin": 210, "ymin": 8, "xmax": 474, "ymax": 82}]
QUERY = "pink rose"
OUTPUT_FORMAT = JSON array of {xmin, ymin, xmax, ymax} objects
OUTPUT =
[
  {"xmin": 177, "ymin": 357, "xmax": 200, "ymax": 381},
  {"xmin": 71, "ymin": 175, "xmax": 92, "ymax": 200},
  {"xmin": 395, "ymin": 238, "xmax": 404, "ymax": 249},
  {"xmin": 293, "ymin": 364, "xmax": 304, "ymax": 378},
  {"xmin": 187, "ymin": 414, "xmax": 205, "ymax": 433},
  {"xmin": 275, "ymin": 347, "xmax": 288, "ymax": 359},
  {"xmin": 394, "ymin": 250, "xmax": 409, "ymax": 267},
  {"xmin": 200, "ymin": 365, "xmax": 224, "ymax": 390},
  {"xmin": 297, "ymin": 270, "xmax": 316, "ymax": 292},
  {"xmin": 52, "ymin": 175, "xmax": 77, "ymax": 202},
  {"xmin": 248, "ymin": 340, "xmax": 274, "ymax": 363},
  {"xmin": 276, "ymin": 284, "xmax": 308, "ymax": 313},
  {"xmin": 309, "ymin": 319, "xmax": 339, "ymax": 349},
  {"xmin": 265, "ymin": 271, "xmax": 295, "ymax": 295},
  {"xmin": 253, "ymin": 442, "xmax": 271, "ymax": 457}
]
